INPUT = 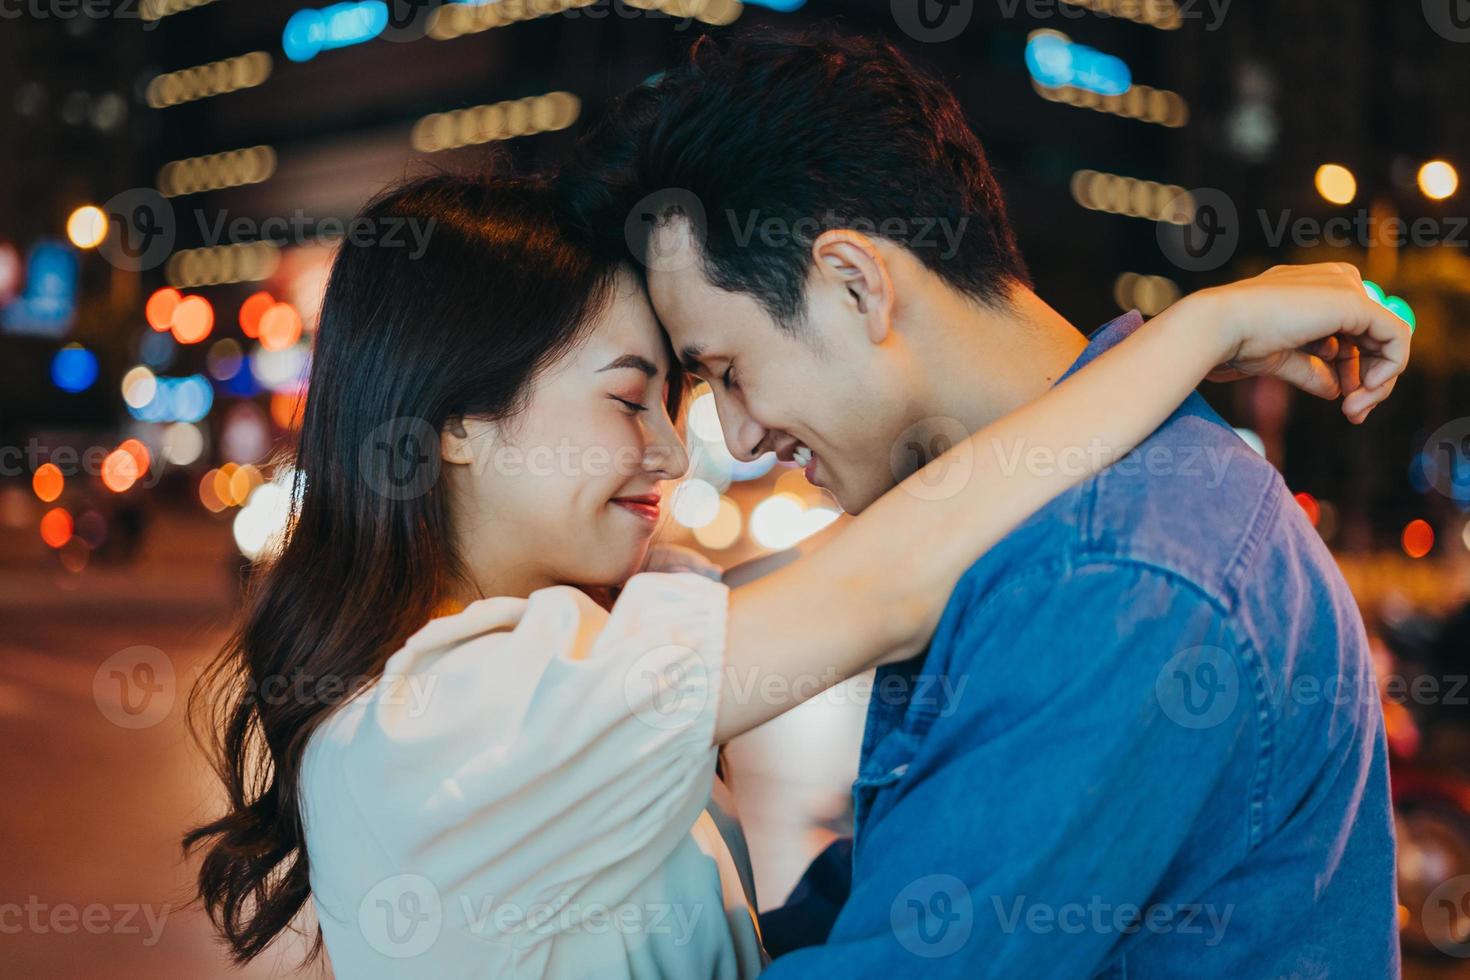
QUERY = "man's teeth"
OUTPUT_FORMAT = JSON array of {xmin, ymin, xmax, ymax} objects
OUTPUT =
[{"xmin": 793, "ymin": 446, "xmax": 813, "ymax": 468}]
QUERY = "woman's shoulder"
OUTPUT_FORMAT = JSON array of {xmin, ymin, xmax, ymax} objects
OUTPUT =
[{"xmin": 309, "ymin": 572, "xmax": 729, "ymax": 765}]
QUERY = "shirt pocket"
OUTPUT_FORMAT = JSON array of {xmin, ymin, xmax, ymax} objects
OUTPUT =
[{"xmin": 851, "ymin": 725, "xmax": 921, "ymax": 849}]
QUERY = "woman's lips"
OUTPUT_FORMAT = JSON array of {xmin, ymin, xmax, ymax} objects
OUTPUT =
[{"xmin": 611, "ymin": 495, "xmax": 661, "ymax": 523}]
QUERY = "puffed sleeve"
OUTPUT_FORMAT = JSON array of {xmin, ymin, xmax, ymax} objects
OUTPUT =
[{"xmin": 344, "ymin": 571, "xmax": 730, "ymax": 937}]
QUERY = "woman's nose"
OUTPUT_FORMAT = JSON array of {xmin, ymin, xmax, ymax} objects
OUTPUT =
[{"xmin": 643, "ymin": 427, "xmax": 689, "ymax": 481}]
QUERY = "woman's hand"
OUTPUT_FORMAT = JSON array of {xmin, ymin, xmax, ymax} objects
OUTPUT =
[{"xmin": 1181, "ymin": 263, "xmax": 1412, "ymax": 425}]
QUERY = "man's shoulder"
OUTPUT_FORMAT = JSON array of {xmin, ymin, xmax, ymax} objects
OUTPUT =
[{"xmin": 953, "ymin": 394, "xmax": 1300, "ymax": 614}]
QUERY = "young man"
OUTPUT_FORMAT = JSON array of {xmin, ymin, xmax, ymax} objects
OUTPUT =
[{"xmin": 559, "ymin": 30, "xmax": 1399, "ymax": 977}]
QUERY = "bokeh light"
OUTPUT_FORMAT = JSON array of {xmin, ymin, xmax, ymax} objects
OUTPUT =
[
  {"xmin": 1293, "ymin": 491, "xmax": 1320, "ymax": 527},
  {"xmin": 672, "ymin": 478, "xmax": 721, "ymax": 528},
  {"xmin": 233, "ymin": 470, "xmax": 296, "ymax": 560},
  {"xmin": 228, "ymin": 463, "xmax": 264, "ymax": 506},
  {"xmin": 692, "ymin": 496, "xmax": 743, "ymax": 550},
  {"xmin": 119, "ymin": 438, "xmax": 151, "ymax": 474},
  {"xmin": 146, "ymin": 287, "xmax": 182, "ymax": 332},
  {"xmin": 101, "ymin": 448, "xmax": 141, "ymax": 493},
  {"xmin": 162, "ymin": 422, "xmax": 206, "ymax": 466},
  {"xmin": 199, "ymin": 470, "xmax": 228, "ymax": 512},
  {"xmin": 1314, "ymin": 163, "xmax": 1357, "ymax": 205},
  {"xmin": 1417, "ymin": 159, "xmax": 1459, "ymax": 200},
  {"xmin": 251, "ymin": 343, "xmax": 309, "ymax": 391},
  {"xmin": 239, "ymin": 290, "xmax": 275, "ymax": 338},
  {"xmin": 1401, "ymin": 519, "xmax": 1434, "ymax": 559},
  {"xmin": 40, "ymin": 507, "xmax": 73, "ymax": 548},
  {"xmin": 171, "ymin": 295, "xmax": 215, "ymax": 344},
  {"xmin": 221, "ymin": 402, "xmax": 272, "ymax": 463},
  {"xmin": 121, "ymin": 365, "xmax": 157, "ymax": 409},
  {"xmin": 32, "ymin": 463, "xmax": 64, "ymax": 503},
  {"xmin": 688, "ymin": 391, "xmax": 723, "ymax": 443},
  {"xmin": 258, "ymin": 301, "xmax": 303, "ymax": 351},
  {"xmin": 750, "ymin": 493, "xmax": 810, "ymax": 550},
  {"xmin": 66, "ymin": 205, "xmax": 106, "ymax": 249},
  {"xmin": 51, "ymin": 344, "xmax": 99, "ymax": 393},
  {"xmin": 270, "ymin": 389, "xmax": 306, "ymax": 430},
  {"xmin": 206, "ymin": 338, "xmax": 244, "ymax": 380}
]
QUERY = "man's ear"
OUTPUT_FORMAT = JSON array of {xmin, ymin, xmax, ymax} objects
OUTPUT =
[
  {"xmin": 811, "ymin": 229, "xmax": 896, "ymax": 345},
  {"xmin": 440, "ymin": 416, "xmax": 489, "ymax": 466}
]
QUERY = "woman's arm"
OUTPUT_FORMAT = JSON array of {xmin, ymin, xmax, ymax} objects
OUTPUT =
[{"xmin": 712, "ymin": 263, "xmax": 1411, "ymax": 743}]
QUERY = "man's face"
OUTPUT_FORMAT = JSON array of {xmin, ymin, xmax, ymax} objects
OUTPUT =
[{"xmin": 644, "ymin": 220, "xmax": 911, "ymax": 514}]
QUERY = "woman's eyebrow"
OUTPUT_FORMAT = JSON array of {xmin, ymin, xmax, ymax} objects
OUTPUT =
[{"xmin": 596, "ymin": 353, "xmax": 661, "ymax": 378}]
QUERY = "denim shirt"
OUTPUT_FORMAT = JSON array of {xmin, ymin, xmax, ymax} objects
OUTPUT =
[{"xmin": 763, "ymin": 312, "xmax": 1399, "ymax": 978}]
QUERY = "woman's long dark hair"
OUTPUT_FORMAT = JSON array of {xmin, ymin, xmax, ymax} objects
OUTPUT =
[{"xmin": 183, "ymin": 173, "xmax": 673, "ymax": 964}]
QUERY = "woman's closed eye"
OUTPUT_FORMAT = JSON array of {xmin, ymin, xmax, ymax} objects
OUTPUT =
[{"xmin": 610, "ymin": 394, "xmax": 648, "ymax": 415}]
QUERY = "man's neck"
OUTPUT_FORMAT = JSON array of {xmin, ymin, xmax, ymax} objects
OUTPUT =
[{"xmin": 908, "ymin": 283, "xmax": 1089, "ymax": 438}]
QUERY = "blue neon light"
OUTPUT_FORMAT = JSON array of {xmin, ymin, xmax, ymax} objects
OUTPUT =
[
  {"xmin": 2, "ymin": 240, "xmax": 79, "ymax": 339},
  {"xmin": 126, "ymin": 374, "xmax": 215, "ymax": 423},
  {"xmin": 283, "ymin": 1, "xmax": 389, "ymax": 62},
  {"xmin": 51, "ymin": 345, "xmax": 99, "ymax": 393},
  {"xmin": 1025, "ymin": 33, "xmax": 1132, "ymax": 97}
]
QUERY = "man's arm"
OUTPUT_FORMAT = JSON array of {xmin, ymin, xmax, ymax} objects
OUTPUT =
[{"xmin": 763, "ymin": 559, "xmax": 1257, "ymax": 978}]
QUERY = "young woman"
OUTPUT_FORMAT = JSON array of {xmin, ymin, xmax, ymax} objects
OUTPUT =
[{"xmin": 184, "ymin": 173, "xmax": 1407, "ymax": 979}]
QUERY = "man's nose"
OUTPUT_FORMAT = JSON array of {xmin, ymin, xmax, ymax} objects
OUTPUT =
[{"xmin": 713, "ymin": 397, "xmax": 770, "ymax": 462}]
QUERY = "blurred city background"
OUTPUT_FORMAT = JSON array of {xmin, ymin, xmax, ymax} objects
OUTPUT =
[{"xmin": 2, "ymin": 0, "xmax": 1469, "ymax": 976}]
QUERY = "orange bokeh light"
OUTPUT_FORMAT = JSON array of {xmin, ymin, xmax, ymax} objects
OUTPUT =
[
  {"xmin": 239, "ymin": 291, "xmax": 275, "ymax": 339},
  {"xmin": 270, "ymin": 389, "xmax": 306, "ymax": 430},
  {"xmin": 172, "ymin": 295, "xmax": 215, "ymax": 344},
  {"xmin": 258, "ymin": 302, "xmax": 303, "ymax": 352},
  {"xmin": 1293, "ymin": 492, "xmax": 1320, "ymax": 527},
  {"xmin": 118, "ymin": 438, "xmax": 151, "ymax": 474},
  {"xmin": 1402, "ymin": 519, "xmax": 1434, "ymax": 559},
  {"xmin": 32, "ymin": 463, "xmax": 64, "ymax": 503},
  {"xmin": 40, "ymin": 507, "xmax": 73, "ymax": 548},
  {"xmin": 213, "ymin": 463, "xmax": 239, "ymax": 506},
  {"xmin": 199, "ymin": 469, "xmax": 227, "ymax": 512},
  {"xmin": 101, "ymin": 449, "xmax": 141, "ymax": 493},
  {"xmin": 146, "ymin": 287, "xmax": 182, "ymax": 332}
]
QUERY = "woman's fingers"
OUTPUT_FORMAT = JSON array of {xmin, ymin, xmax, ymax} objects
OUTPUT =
[
  {"xmin": 1272, "ymin": 349, "xmax": 1341, "ymax": 400},
  {"xmin": 1348, "ymin": 301, "xmax": 1413, "ymax": 390},
  {"xmin": 1334, "ymin": 338, "xmax": 1362, "ymax": 397},
  {"xmin": 1342, "ymin": 376, "xmax": 1397, "ymax": 424}
]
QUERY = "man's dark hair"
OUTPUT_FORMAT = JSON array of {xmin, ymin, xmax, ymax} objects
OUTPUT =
[{"xmin": 558, "ymin": 27, "xmax": 1031, "ymax": 331}]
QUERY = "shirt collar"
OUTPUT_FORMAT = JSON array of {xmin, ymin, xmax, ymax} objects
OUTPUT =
[{"xmin": 1057, "ymin": 309, "xmax": 1145, "ymax": 385}]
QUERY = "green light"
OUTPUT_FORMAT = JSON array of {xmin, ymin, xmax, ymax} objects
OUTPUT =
[{"xmin": 1384, "ymin": 295, "xmax": 1417, "ymax": 332}]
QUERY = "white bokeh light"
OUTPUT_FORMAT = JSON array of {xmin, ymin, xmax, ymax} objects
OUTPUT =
[
  {"xmin": 672, "ymin": 478, "xmax": 721, "ymax": 529},
  {"xmin": 161, "ymin": 422, "xmax": 205, "ymax": 466}
]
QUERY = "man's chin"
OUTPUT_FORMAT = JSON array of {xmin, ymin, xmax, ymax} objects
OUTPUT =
[{"xmin": 829, "ymin": 477, "xmax": 886, "ymax": 517}]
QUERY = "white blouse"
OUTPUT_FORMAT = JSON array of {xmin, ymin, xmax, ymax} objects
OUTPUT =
[{"xmin": 300, "ymin": 568, "xmax": 766, "ymax": 979}]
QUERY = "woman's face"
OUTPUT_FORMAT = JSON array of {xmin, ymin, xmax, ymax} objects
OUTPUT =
[{"xmin": 441, "ymin": 270, "xmax": 689, "ymax": 597}]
